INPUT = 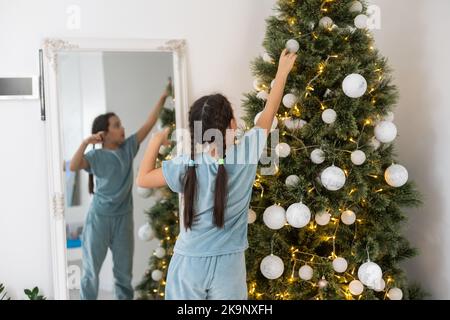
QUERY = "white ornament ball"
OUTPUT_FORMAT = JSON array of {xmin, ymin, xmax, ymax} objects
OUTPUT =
[
  {"xmin": 388, "ymin": 287, "xmax": 403, "ymax": 300},
  {"xmin": 282, "ymin": 93, "xmax": 297, "ymax": 109},
  {"xmin": 284, "ymin": 118, "xmax": 307, "ymax": 130},
  {"xmin": 342, "ymin": 73, "xmax": 367, "ymax": 98},
  {"xmin": 263, "ymin": 205, "xmax": 286, "ymax": 230},
  {"xmin": 349, "ymin": 280, "xmax": 364, "ymax": 295},
  {"xmin": 383, "ymin": 111, "xmax": 395, "ymax": 122},
  {"xmin": 260, "ymin": 254, "xmax": 284, "ymax": 280},
  {"xmin": 374, "ymin": 121, "xmax": 397, "ymax": 143},
  {"xmin": 315, "ymin": 211, "xmax": 331, "ymax": 226},
  {"xmin": 154, "ymin": 247, "xmax": 166, "ymax": 258},
  {"xmin": 341, "ymin": 210, "xmax": 356, "ymax": 225},
  {"xmin": 286, "ymin": 39, "xmax": 300, "ymax": 53},
  {"xmin": 358, "ymin": 261, "xmax": 383, "ymax": 287},
  {"xmin": 248, "ymin": 208, "xmax": 257, "ymax": 224},
  {"xmin": 311, "ymin": 149, "xmax": 326, "ymax": 164},
  {"xmin": 332, "ymin": 257, "xmax": 348, "ymax": 273},
  {"xmin": 285, "ymin": 175, "xmax": 300, "ymax": 187},
  {"xmin": 319, "ymin": 16, "xmax": 334, "ymax": 29},
  {"xmin": 254, "ymin": 111, "xmax": 278, "ymax": 132},
  {"xmin": 322, "ymin": 109, "xmax": 337, "ymax": 124},
  {"xmin": 318, "ymin": 277, "xmax": 328, "ymax": 289},
  {"xmin": 321, "ymin": 166, "xmax": 346, "ymax": 191},
  {"xmin": 354, "ymin": 14, "xmax": 369, "ymax": 29},
  {"xmin": 370, "ymin": 137, "xmax": 381, "ymax": 150},
  {"xmin": 385, "ymin": 164, "xmax": 408, "ymax": 187},
  {"xmin": 370, "ymin": 278, "xmax": 386, "ymax": 292},
  {"xmin": 286, "ymin": 202, "xmax": 311, "ymax": 228},
  {"xmin": 351, "ymin": 150, "xmax": 366, "ymax": 166},
  {"xmin": 349, "ymin": 1, "xmax": 363, "ymax": 13},
  {"xmin": 138, "ymin": 223, "xmax": 155, "ymax": 241},
  {"xmin": 275, "ymin": 143, "xmax": 291, "ymax": 158},
  {"xmin": 253, "ymin": 78, "xmax": 264, "ymax": 91},
  {"xmin": 136, "ymin": 186, "xmax": 152, "ymax": 198},
  {"xmin": 159, "ymin": 144, "xmax": 169, "ymax": 155},
  {"xmin": 299, "ymin": 265, "xmax": 313, "ymax": 281},
  {"xmin": 151, "ymin": 269, "xmax": 163, "ymax": 281},
  {"xmin": 263, "ymin": 52, "xmax": 273, "ymax": 63},
  {"xmin": 256, "ymin": 90, "xmax": 269, "ymax": 101}
]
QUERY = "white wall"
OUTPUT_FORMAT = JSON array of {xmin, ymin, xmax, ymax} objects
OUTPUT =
[
  {"xmin": 0, "ymin": 0, "xmax": 274, "ymax": 299},
  {"xmin": 371, "ymin": 0, "xmax": 450, "ymax": 299}
]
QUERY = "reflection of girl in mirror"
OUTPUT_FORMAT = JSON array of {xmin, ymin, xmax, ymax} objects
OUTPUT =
[
  {"xmin": 136, "ymin": 50, "xmax": 296, "ymax": 299},
  {"xmin": 69, "ymin": 80, "xmax": 172, "ymax": 300}
]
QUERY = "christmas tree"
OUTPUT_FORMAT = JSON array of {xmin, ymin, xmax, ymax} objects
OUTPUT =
[
  {"xmin": 135, "ymin": 103, "xmax": 179, "ymax": 300},
  {"xmin": 243, "ymin": 0, "xmax": 423, "ymax": 300}
]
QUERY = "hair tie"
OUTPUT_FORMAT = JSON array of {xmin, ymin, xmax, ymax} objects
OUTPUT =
[
  {"xmin": 188, "ymin": 159, "xmax": 195, "ymax": 167},
  {"xmin": 217, "ymin": 158, "xmax": 225, "ymax": 165}
]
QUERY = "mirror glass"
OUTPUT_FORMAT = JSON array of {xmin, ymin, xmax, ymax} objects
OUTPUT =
[{"xmin": 57, "ymin": 50, "xmax": 175, "ymax": 299}]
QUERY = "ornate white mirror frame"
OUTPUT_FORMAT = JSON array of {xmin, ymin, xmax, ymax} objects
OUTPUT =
[{"xmin": 41, "ymin": 38, "xmax": 189, "ymax": 299}]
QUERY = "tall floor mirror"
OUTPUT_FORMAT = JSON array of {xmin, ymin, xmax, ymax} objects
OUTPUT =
[{"xmin": 42, "ymin": 38, "xmax": 188, "ymax": 299}]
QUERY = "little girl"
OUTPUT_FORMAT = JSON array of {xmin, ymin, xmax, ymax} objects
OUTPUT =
[
  {"xmin": 136, "ymin": 49, "xmax": 296, "ymax": 299},
  {"xmin": 69, "ymin": 82, "xmax": 171, "ymax": 300}
]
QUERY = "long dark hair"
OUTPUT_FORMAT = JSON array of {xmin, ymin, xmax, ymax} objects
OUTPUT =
[
  {"xmin": 183, "ymin": 94, "xmax": 234, "ymax": 230},
  {"xmin": 88, "ymin": 112, "xmax": 117, "ymax": 194}
]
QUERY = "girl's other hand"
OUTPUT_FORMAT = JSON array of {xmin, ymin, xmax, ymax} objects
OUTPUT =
[{"xmin": 84, "ymin": 131, "xmax": 104, "ymax": 145}]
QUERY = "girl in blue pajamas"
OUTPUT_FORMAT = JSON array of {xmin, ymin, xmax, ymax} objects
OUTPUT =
[
  {"xmin": 69, "ymin": 83, "xmax": 171, "ymax": 300},
  {"xmin": 136, "ymin": 50, "xmax": 296, "ymax": 300}
]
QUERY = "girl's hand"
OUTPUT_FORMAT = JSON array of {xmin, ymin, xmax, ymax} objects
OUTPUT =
[
  {"xmin": 163, "ymin": 78, "xmax": 173, "ymax": 98},
  {"xmin": 84, "ymin": 131, "xmax": 104, "ymax": 145},
  {"xmin": 277, "ymin": 48, "xmax": 297, "ymax": 77},
  {"xmin": 154, "ymin": 127, "xmax": 171, "ymax": 146}
]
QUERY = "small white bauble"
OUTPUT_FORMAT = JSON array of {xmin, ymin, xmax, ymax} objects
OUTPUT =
[
  {"xmin": 315, "ymin": 211, "xmax": 331, "ymax": 226},
  {"xmin": 263, "ymin": 205, "xmax": 286, "ymax": 230},
  {"xmin": 286, "ymin": 39, "xmax": 300, "ymax": 53},
  {"xmin": 285, "ymin": 175, "xmax": 300, "ymax": 187},
  {"xmin": 342, "ymin": 73, "xmax": 367, "ymax": 98},
  {"xmin": 159, "ymin": 144, "xmax": 169, "ymax": 155},
  {"xmin": 256, "ymin": 90, "xmax": 269, "ymax": 101},
  {"xmin": 374, "ymin": 121, "xmax": 397, "ymax": 143},
  {"xmin": 282, "ymin": 93, "xmax": 297, "ymax": 109},
  {"xmin": 351, "ymin": 150, "xmax": 366, "ymax": 166},
  {"xmin": 311, "ymin": 149, "xmax": 326, "ymax": 164},
  {"xmin": 299, "ymin": 265, "xmax": 313, "ymax": 281},
  {"xmin": 370, "ymin": 278, "xmax": 386, "ymax": 292},
  {"xmin": 254, "ymin": 111, "xmax": 278, "ymax": 132},
  {"xmin": 151, "ymin": 269, "xmax": 163, "ymax": 281},
  {"xmin": 332, "ymin": 257, "xmax": 348, "ymax": 273},
  {"xmin": 388, "ymin": 287, "xmax": 403, "ymax": 300},
  {"xmin": 349, "ymin": 1, "xmax": 363, "ymax": 13},
  {"xmin": 154, "ymin": 247, "xmax": 166, "ymax": 259},
  {"xmin": 263, "ymin": 52, "xmax": 273, "ymax": 63},
  {"xmin": 286, "ymin": 202, "xmax": 311, "ymax": 228},
  {"xmin": 385, "ymin": 164, "xmax": 408, "ymax": 187},
  {"xmin": 341, "ymin": 210, "xmax": 356, "ymax": 225},
  {"xmin": 253, "ymin": 78, "xmax": 264, "ymax": 91},
  {"xmin": 358, "ymin": 261, "xmax": 383, "ymax": 287},
  {"xmin": 275, "ymin": 143, "xmax": 291, "ymax": 158},
  {"xmin": 319, "ymin": 16, "xmax": 334, "ymax": 29},
  {"xmin": 383, "ymin": 111, "xmax": 395, "ymax": 122},
  {"xmin": 322, "ymin": 109, "xmax": 337, "ymax": 124},
  {"xmin": 248, "ymin": 208, "xmax": 257, "ymax": 224},
  {"xmin": 271, "ymin": 79, "xmax": 276, "ymax": 89},
  {"xmin": 349, "ymin": 280, "xmax": 364, "ymax": 295},
  {"xmin": 136, "ymin": 186, "xmax": 152, "ymax": 198},
  {"xmin": 138, "ymin": 223, "xmax": 155, "ymax": 241},
  {"xmin": 284, "ymin": 118, "xmax": 307, "ymax": 130},
  {"xmin": 318, "ymin": 277, "xmax": 328, "ymax": 289},
  {"xmin": 321, "ymin": 166, "xmax": 346, "ymax": 191},
  {"xmin": 260, "ymin": 254, "xmax": 284, "ymax": 280},
  {"xmin": 370, "ymin": 137, "xmax": 381, "ymax": 150},
  {"xmin": 354, "ymin": 14, "xmax": 369, "ymax": 29}
]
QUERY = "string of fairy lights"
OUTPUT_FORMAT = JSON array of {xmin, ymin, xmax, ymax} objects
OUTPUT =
[{"xmin": 248, "ymin": 0, "xmax": 407, "ymax": 300}]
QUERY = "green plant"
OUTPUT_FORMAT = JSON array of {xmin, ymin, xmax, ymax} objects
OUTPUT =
[
  {"xmin": 1, "ymin": 283, "xmax": 11, "ymax": 300},
  {"xmin": 24, "ymin": 287, "xmax": 46, "ymax": 300}
]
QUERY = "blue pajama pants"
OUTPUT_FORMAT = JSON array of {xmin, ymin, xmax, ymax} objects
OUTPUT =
[
  {"xmin": 165, "ymin": 251, "xmax": 248, "ymax": 300},
  {"xmin": 80, "ymin": 211, "xmax": 134, "ymax": 300}
]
